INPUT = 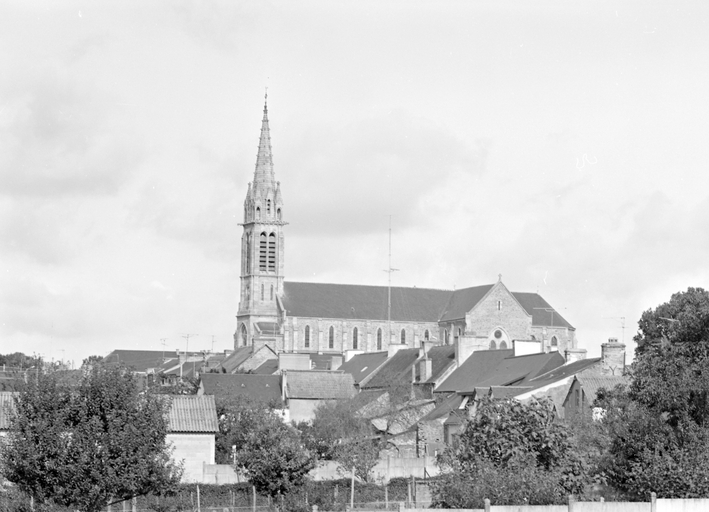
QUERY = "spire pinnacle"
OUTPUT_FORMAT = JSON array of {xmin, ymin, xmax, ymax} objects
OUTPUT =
[{"xmin": 253, "ymin": 91, "xmax": 274, "ymax": 189}]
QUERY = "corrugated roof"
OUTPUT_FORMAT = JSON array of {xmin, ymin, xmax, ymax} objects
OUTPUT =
[
  {"xmin": 435, "ymin": 349, "xmax": 514, "ymax": 393},
  {"xmin": 285, "ymin": 371, "xmax": 355, "ymax": 399},
  {"xmin": 0, "ymin": 392, "xmax": 17, "ymax": 430},
  {"xmin": 167, "ymin": 395, "xmax": 218, "ymax": 433},
  {"xmin": 339, "ymin": 352, "xmax": 389, "ymax": 385},
  {"xmin": 361, "ymin": 348, "xmax": 420, "ymax": 389},
  {"xmin": 577, "ymin": 374, "xmax": 628, "ymax": 404},
  {"xmin": 282, "ymin": 282, "xmax": 452, "ymax": 322},
  {"xmin": 200, "ymin": 374, "xmax": 283, "ymax": 404}
]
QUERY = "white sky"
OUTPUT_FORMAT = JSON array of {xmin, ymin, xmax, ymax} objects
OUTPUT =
[{"xmin": 1, "ymin": 1, "xmax": 708, "ymax": 367}]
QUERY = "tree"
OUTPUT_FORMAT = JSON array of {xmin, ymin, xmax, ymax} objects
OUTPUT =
[
  {"xmin": 300, "ymin": 398, "xmax": 383, "ymax": 482},
  {"xmin": 597, "ymin": 288, "xmax": 709, "ymax": 498},
  {"xmin": 0, "ymin": 364, "xmax": 182, "ymax": 512},
  {"xmin": 431, "ymin": 397, "xmax": 590, "ymax": 508}
]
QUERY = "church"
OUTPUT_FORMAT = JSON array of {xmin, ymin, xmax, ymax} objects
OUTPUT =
[{"xmin": 234, "ymin": 98, "xmax": 584, "ymax": 361}]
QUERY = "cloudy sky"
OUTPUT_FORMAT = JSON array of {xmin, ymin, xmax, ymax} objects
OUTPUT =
[{"xmin": 1, "ymin": 1, "xmax": 708, "ymax": 367}]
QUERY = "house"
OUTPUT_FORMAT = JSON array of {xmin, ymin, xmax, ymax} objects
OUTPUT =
[
  {"xmin": 338, "ymin": 351, "xmax": 389, "ymax": 390},
  {"xmin": 563, "ymin": 374, "xmax": 628, "ymax": 418},
  {"xmin": 166, "ymin": 395, "xmax": 219, "ymax": 483},
  {"xmin": 283, "ymin": 370, "xmax": 355, "ymax": 422},
  {"xmin": 198, "ymin": 373, "xmax": 283, "ymax": 407}
]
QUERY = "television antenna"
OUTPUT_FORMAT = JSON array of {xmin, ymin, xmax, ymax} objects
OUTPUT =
[
  {"xmin": 603, "ymin": 317, "xmax": 626, "ymax": 344},
  {"xmin": 182, "ymin": 333, "xmax": 198, "ymax": 354}
]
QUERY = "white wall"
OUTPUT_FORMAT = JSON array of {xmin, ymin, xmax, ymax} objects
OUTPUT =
[{"xmin": 167, "ymin": 433, "xmax": 215, "ymax": 483}]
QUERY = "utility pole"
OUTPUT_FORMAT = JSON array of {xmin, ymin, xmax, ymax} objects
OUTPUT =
[{"xmin": 383, "ymin": 215, "xmax": 399, "ymax": 346}]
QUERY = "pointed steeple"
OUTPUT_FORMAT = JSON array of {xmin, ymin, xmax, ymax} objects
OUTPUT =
[{"xmin": 253, "ymin": 91, "xmax": 275, "ymax": 191}]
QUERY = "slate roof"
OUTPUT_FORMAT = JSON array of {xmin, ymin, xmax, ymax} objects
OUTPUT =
[
  {"xmin": 0, "ymin": 392, "xmax": 17, "ymax": 430},
  {"xmin": 167, "ymin": 395, "xmax": 218, "ymax": 433},
  {"xmin": 200, "ymin": 374, "xmax": 283, "ymax": 404},
  {"xmin": 473, "ymin": 352, "xmax": 566, "ymax": 388},
  {"xmin": 281, "ymin": 282, "xmax": 573, "ymax": 329},
  {"xmin": 435, "ymin": 349, "xmax": 514, "ymax": 393},
  {"xmin": 104, "ymin": 350, "xmax": 176, "ymax": 372},
  {"xmin": 252, "ymin": 358, "xmax": 279, "ymax": 374},
  {"xmin": 418, "ymin": 393, "xmax": 466, "ymax": 423},
  {"xmin": 576, "ymin": 374, "xmax": 628, "ymax": 404},
  {"xmin": 417, "ymin": 345, "xmax": 456, "ymax": 384},
  {"xmin": 221, "ymin": 346, "xmax": 256, "ymax": 373},
  {"xmin": 361, "ymin": 348, "xmax": 421, "ymax": 389},
  {"xmin": 339, "ymin": 352, "xmax": 389, "ymax": 385},
  {"xmin": 524, "ymin": 358, "xmax": 602, "ymax": 391},
  {"xmin": 282, "ymin": 282, "xmax": 452, "ymax": 322},
  {"xmin": 285, "ymin": 371, "xmax": 356, "ymax": 400}
]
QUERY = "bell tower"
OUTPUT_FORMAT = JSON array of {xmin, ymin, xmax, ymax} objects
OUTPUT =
[{"xmin": 234, "ymin": 94, "xmax": 286, "ymax": 349}]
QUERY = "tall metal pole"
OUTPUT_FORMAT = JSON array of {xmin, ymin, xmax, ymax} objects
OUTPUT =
[{"xmin": 384, "ymin": 215, "xmax": 399, "ymax": 346}]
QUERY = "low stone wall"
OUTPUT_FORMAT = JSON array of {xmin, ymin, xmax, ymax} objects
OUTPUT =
[{"xmin": 310, "ymin": 456, "xmax": 439, "ymax": 482}]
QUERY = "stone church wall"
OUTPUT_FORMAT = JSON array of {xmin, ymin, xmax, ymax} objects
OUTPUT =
[{"xmin": 466, "ymin": 284, "xmax": 532, "ymax": 342}]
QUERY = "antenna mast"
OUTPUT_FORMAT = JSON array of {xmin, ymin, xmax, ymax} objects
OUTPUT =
[{"xmin": 384, "ymin": 215, "xmax": 399, "ymax": 346}]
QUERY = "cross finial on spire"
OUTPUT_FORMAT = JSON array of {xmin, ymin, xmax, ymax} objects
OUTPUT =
[{"xmin": 498, "ymin": 273, "xmax": 502, "ymax": 282}]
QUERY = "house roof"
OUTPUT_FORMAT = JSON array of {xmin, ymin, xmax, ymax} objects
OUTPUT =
[
  {"xmin": 285, "ymin": 371, "xmax": 355, "ymax": 400},
  {"xmin": 361, "ymin": 348, "xmax": 421, "ymax": 389},
  {"xmin": 282, "ymin": 282, "xmax": 452, "ymax": 322},
  {"xmin": 221, "ymin": 346, "xmax": 256, "ymax": 373},
  {"xmin": 281, "ymin": 281, "xmax": 572, "ymax": 329},
  {"xmin": 309, "ymin": 353, "xmax": 341, "ymax": 370},
  {"xmin": 435, "ymin": 349, "xmax": 514, "ymax": 393},
  {"xmin": 473, "ymin": 351, "xmax": 566, "ymax": 388},
  {"xmin": 103, "ymin": 350, "xmax": 175, "ymax": 372},
  {"xmin": 575, "ymin": 374, "xmax": 629, "ymax": 404},
  {"xmin": 418, "ymin": 393, "xmax": 466, "ymax": 423},
  {"xmin": 252, "ymin": 358, "xmax": 279, "ymax": 374},
  {"xmin": 417, "ymin": 345, "xmax": 456, "ymax": 384},
  {"xmin": 0, "ymin": 392, "xmax": 17, "ymax": 430},
  {"xmin": 200, "ymin": 374, "xmax": 283, "ymax": 404},
  {"xmin": 339, "ymin": 352, "xmax": 389, "ymax": 385},
  {"xmin": 167, "ymin": 395, "xmax": 218, "ymax": 433},
  {"xmin": 524, "ymin": 358, "xmax": 602, "ymax": 391}
]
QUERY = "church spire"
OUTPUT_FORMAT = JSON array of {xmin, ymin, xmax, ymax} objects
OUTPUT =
[{"xmin": 253, "ymin": 91, "xmax": 274, "ymax": 190}]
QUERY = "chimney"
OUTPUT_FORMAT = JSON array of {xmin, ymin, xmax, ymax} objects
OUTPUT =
[
  {"xmin": 455, "ymin": 335, "xmax": 477, "ymax": 368},
  {"xmin": 419, "ymin": 340, "xmax": 433, "ymax": 359},
  {"xmin": 564, "ymin": 348, "xmax": 587, "ymax": 363},
  {"xmin": 388, "ymin": 343, "xmax": 407, "ymax": 358},
  {"xmin": 601, "ymin": 338, "xmax": 626, "ymax": 376},
  {"xmin": 419, "ymin": 357, "xmax": 432, "ymax": 383}
]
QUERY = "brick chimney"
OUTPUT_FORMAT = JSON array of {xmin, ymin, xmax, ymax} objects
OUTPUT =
[
  {"xmin": 418, "ymin": 357, "xmax": 432, "ymax": 383},
  {"xmin": 601, "ymin": 338, "xmax": 626, "ymax": 376}
]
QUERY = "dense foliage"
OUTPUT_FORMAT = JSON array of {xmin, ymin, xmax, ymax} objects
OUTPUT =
[
  {"xmin": 298, "ymin": 397, "xmax": 382, "ymax": 482},
  {"xmin": 0, "ymin": 364, "xmax": 182, "ymax": 512},
  {"xmin": 215, "ymin": 395, "xmax": 315, "ymax": 500},
  {"xmin": 598, "ymin": 287, "xmax": 709, "ymax": 499},
  {"xmin": 431, "ymin": 397, "xmax": 590, "ymax": 508}
]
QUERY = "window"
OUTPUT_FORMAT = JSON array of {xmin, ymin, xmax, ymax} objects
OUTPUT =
[
  {"xmin": 259, "ymin": 232, "xmax": 267, "ymax": 271},
  {"xmin": 497, "ymin": 300, "xmax": 502, "ymax": 311},
  {"xmin": 499, "ymin": 340, "xmax": 508, "ymax": 349},
  {"xmin": 267, "ymin": 199, "xmax": 271, "ymax": 214},
  {"xmin": 240, "ymin": 324, "xmax": 248, "ymax": 347},
  {"xmin": 304, "ymin": 325, "xmax": 310, "ymax": 348},
  {"xmin": 494, "ymin": 330, "xmax": 502, "ymax": 339},
  {"xmin": 401, "ymin": 329, "xmax": 406, "ymax": 344},
  {"xmin": 261, "ymin": 284, "xmax": 264, "ymax": 301},
  {"xmin": 377, "ymin": 328, "xmax": 382, "ymax": 350},
  {"xmin": 352, "ymin": 327, "xmax": 358, "ymax": 349},
  {"xmin": 551, "ymin": 336, "xmax": 558, "ymax": 347},
  {"xmin": 268, "ymin": 233, "xmax": 276, "ymax": 272},
  {"xmin": 277, "ymin": 208, "xmax": 282, "ymax": 220},
  {"xmin": 270, "ymin": 285, "xmax": 274, "ymax": 300},
  {"xmin": 490, "ymin": 340, "xmax": 496, "ymax": 350},
  {"xmin": 329, "ymin": 326, "xmax": 335, "ymax": 349},
  {"xmin": 424, "ymin": 329, "xmax": 430, "ymax": 341},
  {"xmin": 256, "ymin": 207, "xmax": 261, "ymax": 220}
]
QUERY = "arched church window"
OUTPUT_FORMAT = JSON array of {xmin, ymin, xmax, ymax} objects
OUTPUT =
[
  {"xmin": 377, "ymin": 328, "xmax": 382, "ymax": 350},
  {"xmin": 268, "ymin": 233, "xmax": 276, "ymax": 272},
  {"xmin": 261, "ymin": 284, "xmax": 264, "ymax": 301},
  {"xmin": 328, "ymin": 326, "xmax": 335, "ymax": 349},
  {"xmin": 259, "ymin": 232, "xmax": 267, "ymax": 271},
  {"xmin": 256, "ymin": 207, "xmax": 261, "ymax": 220},
  {"xmin": 240, "ymin": 324, "xmax": 248, "ymax": 347},
  {"xmin": 500, "ymin": 340, "xmax": 508, "ymax": 349},
  {"xmin": 277, "ymin": 208, "xmax": 281, "ymax": 220},
  {"xmin": 424, "ymin": 329, "xmax": 430, "ymax": 341},
  {"xmin": 352, "ymin": 327, "xmax": 358, "ymax": 350},
  {"xmin": 304, "ymin": 325, "xmax": 310, "ymax": 348},
  {"xmin": 270, "ymin": 285, "xmax": 274, "ymax": 300},
  {"xmin": 490, "ymin": 340, "xmax": 496, "ymax": 350},
  {"xmin": 267, "ymin": 199, "xmax": 271, "ymax": 215},
  {"xmin": 551, "ymin": 336, "xmax": 558, "ymax": 347},
  {"xmin": 401, "ymin": 329, "xmax": 406, "ymax": 344}
]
